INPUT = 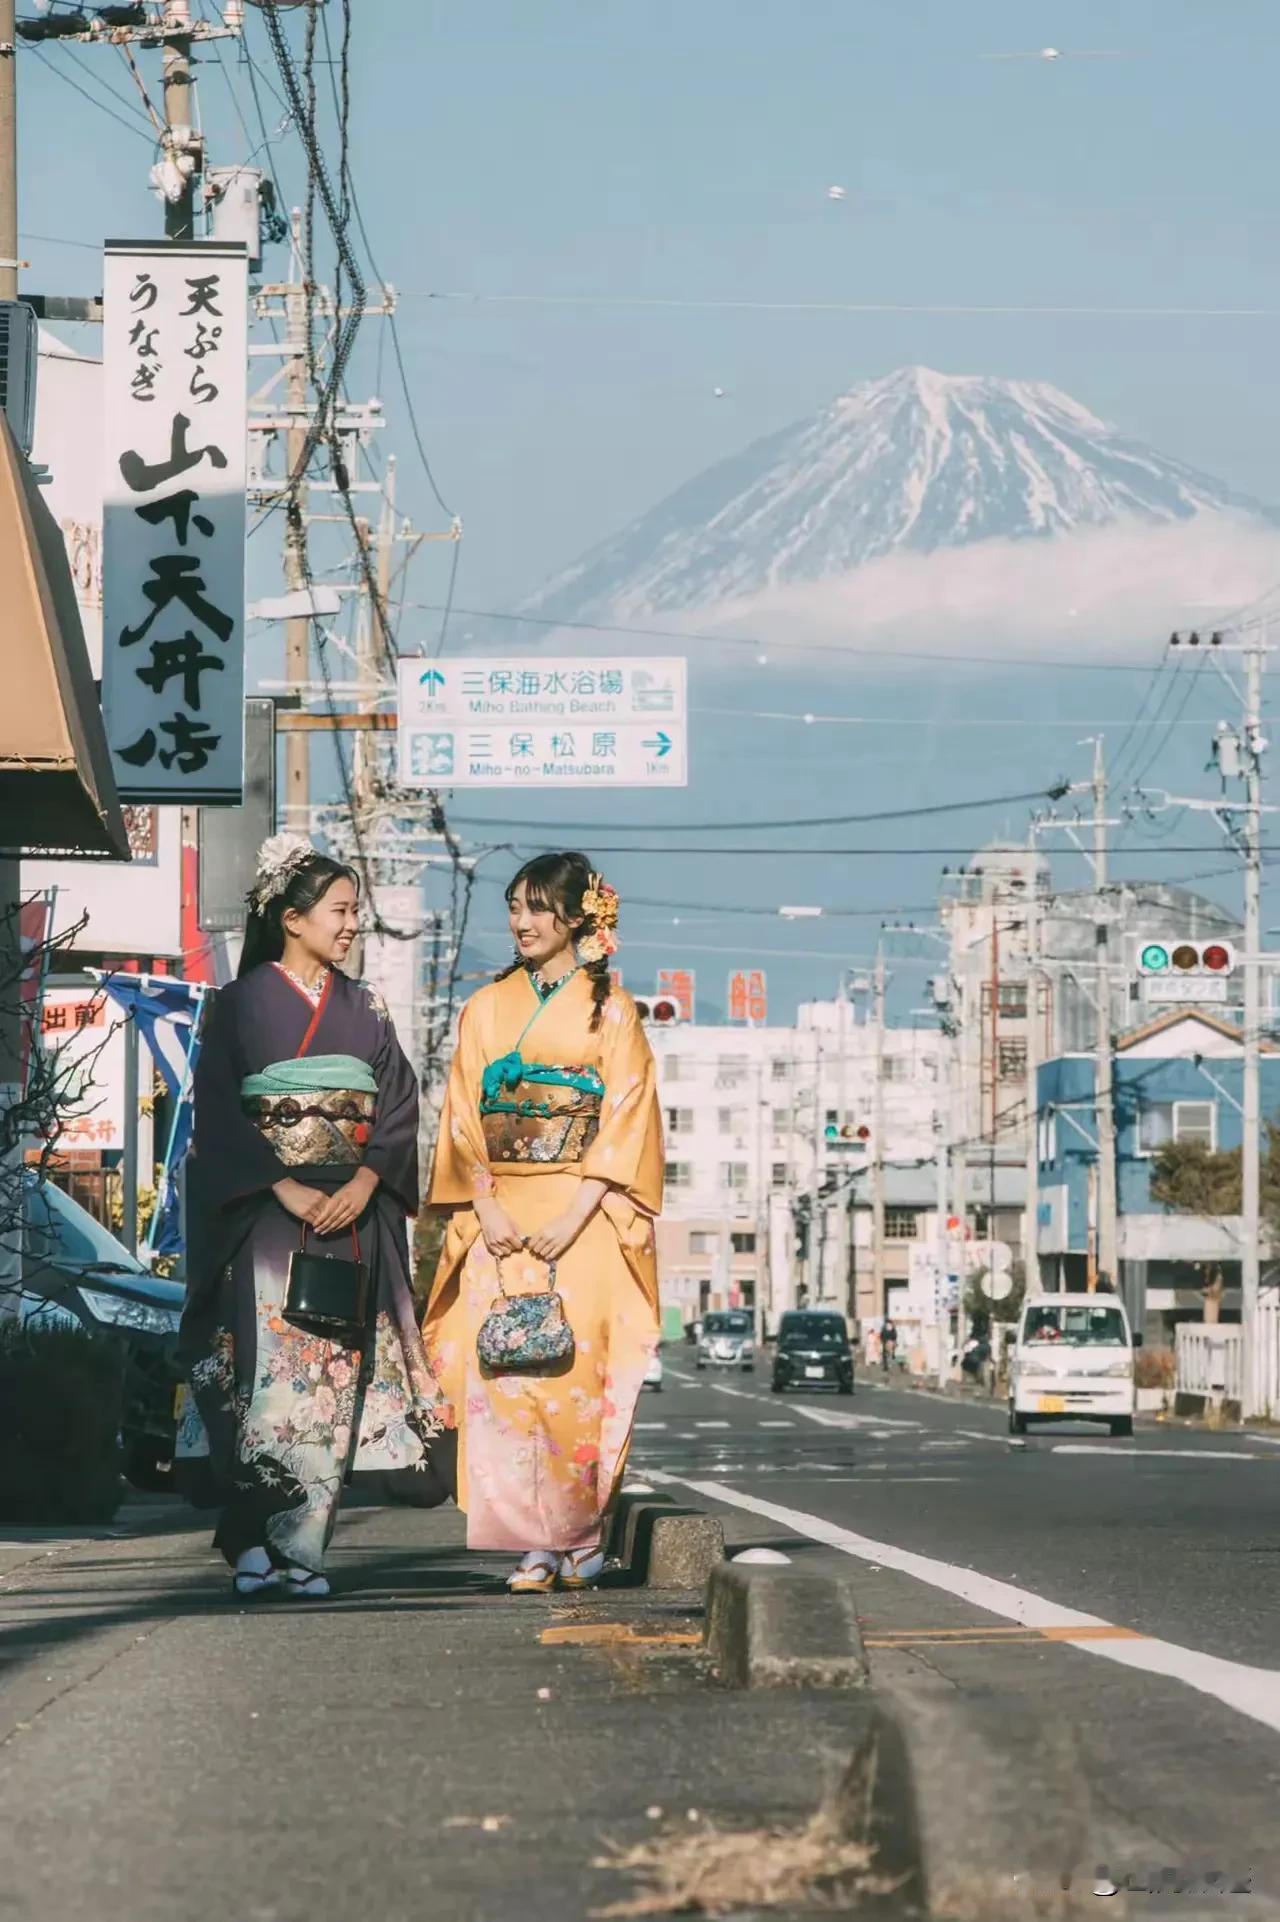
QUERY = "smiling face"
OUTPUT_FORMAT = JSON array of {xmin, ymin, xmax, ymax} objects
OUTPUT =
[
  {"xmin": 282, "ymin": 875, "xmax": 360, "ymax": 972},
  {"xmin": 508, "ymin": 878, "xmax": 581, "ymax": 971}
]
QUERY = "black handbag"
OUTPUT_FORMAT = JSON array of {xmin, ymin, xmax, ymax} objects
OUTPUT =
[{"xmin": 283, "ymin": 1222, "xmax": 368, "ymax": 1349}]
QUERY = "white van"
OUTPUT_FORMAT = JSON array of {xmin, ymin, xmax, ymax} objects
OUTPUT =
[{"xmin": 1008, "ymin": 1293, "xmax": 1139, "ymax": 1437}]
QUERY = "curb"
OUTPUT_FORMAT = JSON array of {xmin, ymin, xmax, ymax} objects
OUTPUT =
[
  {"xmin": 609, "ymin": 1491, "xmax": 726, "ymax": 1588},
  {"xmin": 705, "ymin": 1560, "xmax": 869, "ymax": 1690}
]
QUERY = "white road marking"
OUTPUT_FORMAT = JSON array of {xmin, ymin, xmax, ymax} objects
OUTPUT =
[
  {"xmin": 955, "ymin": 1429, "xmax": 1012, "ymax": 1446},
  {"xmin": 788, "ymin": 1404, "xmax": 922, "ymax": 1432},
  {"xmin": 649, "ymin": 1473, "xmax": 1280, "ymax": 1740},
  {"xmin": 1052, "ymin": 1445, "xmax": 1264, "ymax": 1462},
  {"xmin": 758, "ymin": 1421, "xmax": 796, "ymax": 1429},
  {"xmin": 1246, "ymin": 1434, "xmax": 1280, "ymax": 1447},
  {"xmin": 920, "ymin": 1440, "xmax": 969, "ymax": 1450},
  {"xmin": 634, "ymin": 1422, "xmax": 667, "ymax": 1431},
  {"xmin": 710, "ymin": 1383, "xmax": 758, "ymax": 1401},
  {"xmin": 695, "ymin": 1421, "xmax": 731, "ymax": 1430}
]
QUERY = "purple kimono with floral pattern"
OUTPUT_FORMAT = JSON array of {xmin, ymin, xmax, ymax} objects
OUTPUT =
[{"xmin": 178, "ymin": 962, "xmax": 454, "ymax": 1573}]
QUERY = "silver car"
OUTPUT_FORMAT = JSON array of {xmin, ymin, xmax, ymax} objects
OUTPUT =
[{"xmin": 696, "ymin": 1309, "xmax": 755, "ymax": 1372}]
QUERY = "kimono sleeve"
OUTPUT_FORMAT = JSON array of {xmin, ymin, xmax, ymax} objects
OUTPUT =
[
  {"xmin": 580, "ymin": 992, "xmax": 663, "ymax": 1216},
  {"xmin": 363, "ymin": 1010, "xmax": 421, "ymax": 1216},
  {"xmin": 191, "ymin": 987, "xmax": 289, "ymax": 1207},
  {"xmin": 427, "ymin": 1000, "xmax": 495, "ymax": 1207}
]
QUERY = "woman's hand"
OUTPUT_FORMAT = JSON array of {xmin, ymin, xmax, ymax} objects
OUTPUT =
[
  {"xmin": 475, "ymin": 1195, "xmax": 525, "ymax": 1260},
  {"xmin": 525, "ymin": 1179, "xmax": 607, "ymax": 1264},
  {"xmin": 310, "ymin": 1166, "xmax": 380, "ymax": 1237},
  {"xmin": 272, "ymin": 1177, "xmax": 330, "ymax": 1226}
]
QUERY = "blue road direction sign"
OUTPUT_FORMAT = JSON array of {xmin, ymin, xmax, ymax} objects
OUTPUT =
[{"xmin": 396, "ymin": 657, "xmax": 688, "ymax": 788}]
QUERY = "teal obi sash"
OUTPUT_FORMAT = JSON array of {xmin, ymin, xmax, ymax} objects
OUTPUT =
[
  {"xmin": 241, "ymin": 1053, "xmax": 377, "ymax": 1167},
  {"xmin": 480, "ymin": 1051, "xmax": 604, "ymax": 1118},
  {"xmin": 479, "ymin": 1052, "xmax": 604, "ymax": 1165},
  {"xmin": 241, "ymin": 1053, "xmax": 377, "ymax": 1100}
]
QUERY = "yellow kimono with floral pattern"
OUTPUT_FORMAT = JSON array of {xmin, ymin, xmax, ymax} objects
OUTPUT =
[{"xmin": 424, "ymin": 969, "xmax": 662, "ymax": 1552}]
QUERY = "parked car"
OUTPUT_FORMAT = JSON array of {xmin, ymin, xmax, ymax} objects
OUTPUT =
[
  {"xmin": 18, "ymin": 1172, "xmax": 185, "ymax": 1490},
  {"xmin": 1008, "ymin": 1293, "xmax": 1139, "ymax": 1436},
  {"xmin": 696, "ymin": 1309, "xmax": 755, "ymax": 1372},
  {"xmin": 643, "ymin": 1349, "xmax": 664, "ymax": 1392},
  {"xmin": 771, "ymin": 1310, "xmax": 854, "ymax": 1395}
]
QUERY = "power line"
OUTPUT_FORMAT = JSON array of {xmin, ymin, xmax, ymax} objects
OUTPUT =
[
  {"xmin": 410, "ymin": 289, "xmax": 1280, "ymax": 321},
  {"xmin": 22, "ymin": 42, "xmax": 156, "ymax": 145},
  {"xmin": 480, "ymin": 842, "xmax": 1260, "ymax": 858},
  {"xmin": 449, "ymin": 784, "xmax": 1066, "ymax": 836},
  {"xmin": 403, "ymin": 600, "xmax": 1176, "ymax": 676}
]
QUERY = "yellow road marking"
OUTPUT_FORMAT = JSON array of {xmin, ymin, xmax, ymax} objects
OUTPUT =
[
  {"xmin": 540, "ymin": 1622, "xmax": 703, "ymax": 1648},
  {"xmin": 864, "ymin": 1623, "xmax": 1147, "ymax": 1648}
]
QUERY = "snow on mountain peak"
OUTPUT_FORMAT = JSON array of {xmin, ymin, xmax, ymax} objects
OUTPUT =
[{"xmin": 526, "ymin": 366, "xmax": 1275, "ymax": 625}]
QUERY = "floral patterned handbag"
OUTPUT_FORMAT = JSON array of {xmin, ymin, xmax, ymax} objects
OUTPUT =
[{"xmin": 477, "ymin": 1256, "xmax": 575, "ymax": 1374}]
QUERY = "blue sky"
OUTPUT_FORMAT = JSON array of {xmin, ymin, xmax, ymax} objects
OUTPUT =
[{"xmin": 17, "ymin": 0, "xmax": 1280, "ymax": 1015}]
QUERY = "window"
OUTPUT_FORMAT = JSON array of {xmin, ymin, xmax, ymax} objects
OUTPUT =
[
  {"xmin": 771, "ymin": 1057, "xmax": 791, "ymax": 1082},
  {"xmin": 772, "ymin": 1107, "xmax": 791, "ymax": 1134},
  {"xmin": 661, "ymin": 1057, "xmax": 681, "ymax": 1083},
  {"xmin": 1138, "ymin": 1100, "xmax": 1216, "ymax": 1154},
  {"xmin": 825, "ymin": 1108, "xmax": 839, "ymax": 1129},
  {"xmin": 664, "ymin": 1106, "xmax": 694, "ymax": 1135},
  {"xmin": 881, "ymin": 1056, "xmax": 910, "ymax": 1083},
  {"xmin": 688, "ymin": 1229, "xmax": 715, "ymax": 1254},
  {"xmin": 771, "ymin": 1162, "xmax": 789, "ymax": 1188},
  {"xmin": 970, "ymin": 1210, "xmax": 991, "ymax": 1240},
  {"xmin": 1038, "ymin": 1110, "xmax": 1057, "ymax": 1166},
  {"xmin": 664, "ymin": 1160, "xmax": 692, "ymax": 1189},
  {"xmin": 719, "ymin": 1107, "xmax": 747, "ymax": 1136},
  {"xmin": 720, "ymin": 1161, "xmax": 750, "ymax": 1193},
  {"xmin": 884, "ymin": 1208, "xmax": 918, "ymax": 1240},
  {"xmin": 997, "ymin": 1038, "xmax": 1027, "ymax": 1079},
  {"xmin": 731, "ymin": 1231, "xmax": 757, "ymax": 1255}
]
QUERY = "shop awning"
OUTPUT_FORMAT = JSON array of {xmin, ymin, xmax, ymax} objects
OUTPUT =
[{"xmin": 0, "ymin": 413, "xmax": 128, "ymax": 858}]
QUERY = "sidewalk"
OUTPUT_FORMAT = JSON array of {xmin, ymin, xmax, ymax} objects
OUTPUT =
[{"xmin": 0, "ymin": 1498, "xmax": 902, "ymax": 1922}]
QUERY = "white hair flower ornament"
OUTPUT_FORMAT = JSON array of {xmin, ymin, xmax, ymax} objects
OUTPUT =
[
  {"xmin": 249, "ymin": 833, "xmax": 319, "ymax": 914},
  {"xmin": 578, "ymin": 872, "xmax": 620, "ymax": 963}
]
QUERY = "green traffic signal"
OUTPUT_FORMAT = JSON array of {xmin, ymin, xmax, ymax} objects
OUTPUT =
[{"xmin": 1140, "ymin": 944, "xmax": 1170, "ymax": 973}]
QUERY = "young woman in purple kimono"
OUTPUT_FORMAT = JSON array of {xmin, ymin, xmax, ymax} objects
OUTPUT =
[{"xmin": 178, "ymin": 837, "xmax": 453, "ymax": 1597}]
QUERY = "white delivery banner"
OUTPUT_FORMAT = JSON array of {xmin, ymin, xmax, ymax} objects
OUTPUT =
[
  {"xmin": 397, "ymin": 656, "xmax": 687, "ymax": 788},
  {"xmin": 101, "ymin": 239, "xmax": 249, "ymax": 805}
]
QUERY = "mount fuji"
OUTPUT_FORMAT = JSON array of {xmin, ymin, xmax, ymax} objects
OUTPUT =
[{"xmin": 525, "ymin": 368, "xmax": 1279, "ymax": 634}]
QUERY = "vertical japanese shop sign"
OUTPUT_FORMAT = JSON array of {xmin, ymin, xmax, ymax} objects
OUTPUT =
[
  {"xmin": 728, "ymin": 969, "xmax": 768, "ymax": 1024},
  {"xmin": 101, "ymin": 240, "xmax": 249, "ymax": 804}
]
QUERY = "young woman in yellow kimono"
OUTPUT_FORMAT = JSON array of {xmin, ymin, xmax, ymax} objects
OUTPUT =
[{"xmin": 424, "ymin": 852, "xmax": 663, "ymax": 1592}]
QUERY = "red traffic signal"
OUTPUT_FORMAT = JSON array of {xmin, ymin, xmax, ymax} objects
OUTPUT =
[{"xmin": 635, "ymin": 996, "xmax": 680, "ymax": 1025}]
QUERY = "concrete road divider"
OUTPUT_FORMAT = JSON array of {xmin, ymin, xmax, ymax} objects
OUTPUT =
[
  {"xmin": 609, "ymin": 1492, "xmax": 725, "ymax": 1587},
  {"xmin": 706, "ymin": 1560, "xmax": 869, "ymax": 1690}
]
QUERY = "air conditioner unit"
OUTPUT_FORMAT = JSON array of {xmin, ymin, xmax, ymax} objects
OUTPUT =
[{"xmin": 0, "ymin": 301, "xmax": 38, "ymax": 457}]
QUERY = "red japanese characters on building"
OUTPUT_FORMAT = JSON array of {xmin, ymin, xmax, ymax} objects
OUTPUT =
[
  {"xmin": 728, "ymin": 969, "xmax": 767, "ymax": 1024},
  {"xmin": 656, "ymin": 968, "xmax": 695, "ymax": 1022}
]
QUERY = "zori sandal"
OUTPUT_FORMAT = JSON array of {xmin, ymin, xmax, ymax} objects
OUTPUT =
[
  {"xmin": 558, "ymin": 1547, "xmax": 606, "ymax": 1590},
  {"xmin": 506, "ymin": 1551, "xmax": 559, "ymax": 1595}
]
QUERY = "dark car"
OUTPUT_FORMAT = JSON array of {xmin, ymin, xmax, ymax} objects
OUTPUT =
[
  {"xmin": 771, "ymin": 1310, "xmax": 854, "ymax": 1396},
  {"xmin": 19, "ymin": 1173, "xmax": 186, "ymax": 1490}
]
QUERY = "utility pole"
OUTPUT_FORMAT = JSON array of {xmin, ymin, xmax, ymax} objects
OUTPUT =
[
  {"xmin": 1092, "ymin": 737, "xmax": 1118, "ymax": 1292},
  {"xmin": 1023, "ymin": 826, "xmax": 1043, "ymax": 1297},
  {"xmin": 870, "ymin": 947, "xmax": 887, "ymax": 1320},
  {"xmin": 161, "ymin": 0, "xmax": 198, "ymax": 241},
  {"xmin": 1241, "ymin": 636, "xmax": 1264, "ymax": 1419},
  {"xmin": 282, "ymin": 225, "xmax": 312, "ymax": 834},
  {"xmin": 0, "ymin": 0, "xmax": 17, "ymax": 303},
  {"xmin": 1139, "ymin": 629, "xmax": 1275, "ymax": 1416}
]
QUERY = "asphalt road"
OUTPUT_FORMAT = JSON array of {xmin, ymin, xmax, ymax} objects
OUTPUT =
[{"xmin": 632, "ymin": 1356, "xmax": 1280, "ymax": 1916}]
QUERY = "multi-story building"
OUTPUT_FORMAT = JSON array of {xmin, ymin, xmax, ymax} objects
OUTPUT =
[{"xmin": 650, "ymin": 995, "xmax": 943, "ymax": 1335}]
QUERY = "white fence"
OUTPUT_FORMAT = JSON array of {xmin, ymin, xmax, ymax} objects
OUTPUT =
[{"xmin": 1175, "ymin": 1299, "xmax": 1280, "ymax": 1416}]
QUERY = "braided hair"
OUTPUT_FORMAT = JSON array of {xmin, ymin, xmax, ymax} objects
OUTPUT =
[{"xmin": 498, "ymin": 851, "xmax": 614, "ymax": 1032}]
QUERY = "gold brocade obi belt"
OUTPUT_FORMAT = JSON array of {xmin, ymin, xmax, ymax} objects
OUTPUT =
[
  {"xmin": 479, "ymin": 1052, "xmax": 604, "ymax": 1165},
  {"xmin": 241, "ymin": 1054, "xmax": 377, "ymax": 1169}
]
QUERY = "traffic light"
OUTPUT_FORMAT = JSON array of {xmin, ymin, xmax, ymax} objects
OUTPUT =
[
  {"xmin": 1136, "ymin": 939, "xmax": 1235, "ymax": 978},
  {"xmin": 825, "ymin": 1121, "xmax": 871, "ymax": 1146},
  {"xmin": 635, "ymin": 995, "xmax": 681, "ymax": 1026}
]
